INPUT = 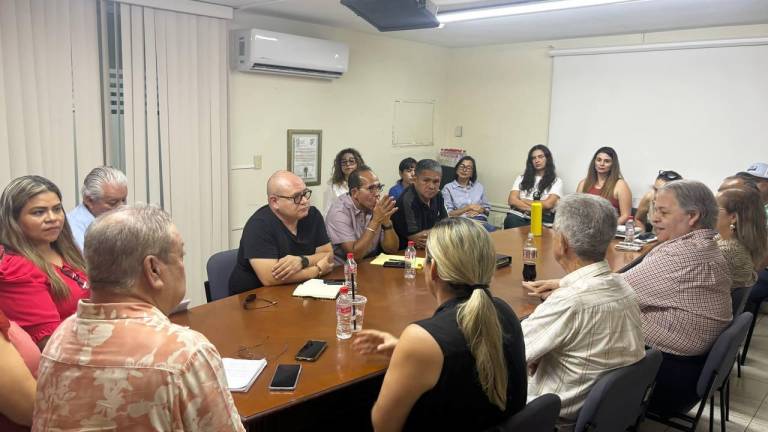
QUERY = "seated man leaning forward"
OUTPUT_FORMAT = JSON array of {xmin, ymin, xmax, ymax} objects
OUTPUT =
[
  {"xmin": 229, "ymin": 170, "xmax": 334, "ymax": 295},
  {"xmin": 622, "ymin": 179, "xmax": 731, "ymax": 416},
  {"xmin": 67, "ymin": 166, "xmax": 128, "ymax": 250},
  {"xmin": 392, "ymin": 159, "xmax": 448, "ymax": 249},
  {"xmin": 325, "ymin": 165, "xmax": 400, "ymax": 265},
  {"xmin": 523, "ymin": 194, "xmax": 645, "ymax": 428},
  {"xmin": 33, "ymin": 205, "xmax": 244, "ymax": 431}
]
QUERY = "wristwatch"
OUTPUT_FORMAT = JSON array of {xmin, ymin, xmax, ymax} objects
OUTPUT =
[
  {"xmin": 382, "ymin": 223, "xmax": 393, "ymax": 230},
  {"xmin": 300, "ymin": 255, "xmax": 309, "ymax": 269}
]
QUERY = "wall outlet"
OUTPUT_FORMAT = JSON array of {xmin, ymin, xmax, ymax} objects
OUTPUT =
[
  {"xmin": 454, "ymin": 126, "xmax": 463, "ymax": 137},
  {"xmin": 253, "ymin": 154, "xmax": 262, "ymax": 170}
]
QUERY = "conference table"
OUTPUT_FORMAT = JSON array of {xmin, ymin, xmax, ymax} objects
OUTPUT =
[{"xmin": 171, "ymin": 227, "xmax": 645, "ymax": 431}]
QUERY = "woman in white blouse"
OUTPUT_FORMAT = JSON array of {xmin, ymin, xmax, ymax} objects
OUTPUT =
[
  {"xmin": 504, "ymin": 145, "xmax": 563, "ymax": 229},
  {"xmin": 322, "ymin": 148, "xmax": 365, "ymax": 215}
]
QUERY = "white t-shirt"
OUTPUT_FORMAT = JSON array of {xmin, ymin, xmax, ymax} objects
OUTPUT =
[{"xmin": 511, "ymin": 175, "xmax": 564, "ymax": 201}]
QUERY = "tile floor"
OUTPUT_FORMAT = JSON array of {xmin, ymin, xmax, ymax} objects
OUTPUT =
[{"xmin": 638, "ymin": 312, "xmax": 768, "ymax": 432}]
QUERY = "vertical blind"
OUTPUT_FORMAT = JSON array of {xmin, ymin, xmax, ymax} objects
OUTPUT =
[{"xmin": 0, "ymin": 0, "xmax": 103, "ymax": 208}]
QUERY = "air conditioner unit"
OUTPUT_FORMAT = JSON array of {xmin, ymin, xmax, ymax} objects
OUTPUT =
[{"xmin": 232, "ymin": 29, "xmax": 349, "ymax": 79}]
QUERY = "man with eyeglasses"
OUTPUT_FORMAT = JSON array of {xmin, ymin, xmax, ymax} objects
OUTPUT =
[
  {"xmin": 229, "ymin": 171, "xmax": 334, "ymax": 295},
  {"xmin": 391, "ymin": 159, "xmax": 448, "ymax": 249},
  {"xmin": 67, "ymin": 166, "xmax": 128, "ymax": 251},
  {"xmin": 325, "ymin": 165, "xmax": 400, "ymax": 265}
]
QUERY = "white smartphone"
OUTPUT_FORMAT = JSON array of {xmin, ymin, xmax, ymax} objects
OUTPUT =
[{"xmin": 268, "ymin": 364, "xmax": 301, "ymax": 391}]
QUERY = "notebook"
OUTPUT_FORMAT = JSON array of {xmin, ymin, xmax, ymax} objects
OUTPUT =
[
  {"xmin": 222, "ymin": 357, "xmax": 267, "ymax": 393},
  {"xmin": 292, "ymin": 279, "xmax": 342, "ymax": 299},
  {"xmin": 370, "ymin": 253, "xmax": 426, "ymax": 269}
]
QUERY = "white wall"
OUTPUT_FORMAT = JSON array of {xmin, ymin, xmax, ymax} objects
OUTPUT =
[
  {"xmin": 229, "ymin": 13, "xmax": 450, "ymax": 245},
  {"xmin": 228, "ymin": 16, "xmax": 768, "ymax": 243},
  {"xmin": 444, "ymin": 24, "xmax": 768, "ymax": 206}
]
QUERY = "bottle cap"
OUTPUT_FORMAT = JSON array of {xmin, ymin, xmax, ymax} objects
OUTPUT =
[
  {"xmin": 407, "ymin": 240, "xmax": 415, "ymax": 246},
  {"xmin": 340, "ymin": 286, "xmax": 349, "ymax": 294},
  {"xmin": 347, "ymin": 252, "xmax": 354, "ymax": 259}
]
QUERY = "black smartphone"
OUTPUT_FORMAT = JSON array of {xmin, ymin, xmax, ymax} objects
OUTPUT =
[
  {"xmin": 383, "ymin": 260, "xmax": 405, "ymax": 268},
  {"xmin": 323, "ymin": 279, "xmax": 346, "ymax": 285},
  {"xmin": 295, "ymin": 340, "xmax": 327, "ymax": 361},
  {"xmin": 268, "ymin": 364, "xmax": 302, "ymax": 391}
]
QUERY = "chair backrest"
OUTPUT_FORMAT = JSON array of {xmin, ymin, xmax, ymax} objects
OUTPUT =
[
  {"xmin": 574, "ymin": 348, "xmax": 663, "ymax": 432},
  {"xmin": 697, "ymin": 312, "xmax": 753, "ymax": 398},
  {"xmin": 731, "ymin": 286, "xmax": 752, "ymax": 317},
  {"xmin": 205, "ymin": 249, "xmax": 238, "ymax": 302},
  {"xmin": 491, "ymin": 393, "xmax": 561, "ymax": 432}
]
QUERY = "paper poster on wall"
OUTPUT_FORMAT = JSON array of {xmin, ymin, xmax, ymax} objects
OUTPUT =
[
  {"xmin": 392, "ymin": 99, "xmax": 434, "ymax": 147},
  {"xmin": 287, "ymin": 130, "xmax": 322, "ymax": 186}
]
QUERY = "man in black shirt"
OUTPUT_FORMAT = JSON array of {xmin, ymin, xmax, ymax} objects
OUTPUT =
[
  {"xmin": 392, "ymin": 159, "xmax": 448, "ymax": 249},
  {"xmin": 229, "ymin": 171, "xmax": 334, "ymax": 295}
]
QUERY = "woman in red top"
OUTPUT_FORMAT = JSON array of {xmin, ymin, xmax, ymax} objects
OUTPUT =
[
  {"xmin": 576, "ymin": 146, "xmax": 633, "ymax": 224},
  {"xmin": 0, "ymin": 176, "xmax": 90, "ymax": 349}
]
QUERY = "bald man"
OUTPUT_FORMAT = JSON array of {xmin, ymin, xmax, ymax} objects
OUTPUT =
[{"xmin": 229, "ymin": 171, "xmax": 334, "ymax": 295}]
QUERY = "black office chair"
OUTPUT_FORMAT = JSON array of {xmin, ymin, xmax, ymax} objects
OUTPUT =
[
  {"xmin": 730, "ymin": 286, "xmax": 752, "ymax": 378},
  {"xmin": 647, "ymin": 312, "xmax": 753, "ymax": 432},
  {"xmin": 204, "ymin": 249, "xmax": 238, "ymax": 302},
  {"xmin": 487, "ymin": 393, "xmax": 561, "ymax": 432},
  {"xmin": 574, "ymin": 348, "xmax": 663, "ymax": 432}
]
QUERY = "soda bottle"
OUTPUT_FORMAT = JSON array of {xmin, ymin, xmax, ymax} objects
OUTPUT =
[
  {"xmin": 344, "ymin": 252, "xmax": 357, "ymax": 291},
  {"xmin": 404, "ymin": 241, "xmax": 417, "ymax": 279},
  {"xmin": 522, "ymin": 232, "xmax": 537, "ymax": 282},
  {"xmin": 336, "ymin": 286, "xmax": 352, "ymax": 340},
  {"xmin": 625, "ymin": 217, "xmax": 636, "ymax": 243}
]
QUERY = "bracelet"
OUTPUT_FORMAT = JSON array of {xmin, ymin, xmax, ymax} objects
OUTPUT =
[{"xmin": 365, "ymin": 226, "xmax": 376, "ymax": 233}]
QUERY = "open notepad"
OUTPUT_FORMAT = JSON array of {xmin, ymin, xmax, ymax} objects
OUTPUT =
[
  {"xmin": 222, "ymin": 358, "xmax": 267, "ymax": 393},
  {"xmin": 292, "ymin": 279, "xmax": 342, "ymax": 299},
  {"xmin": 370, "ymin": 253, "xmax": 425, "ymax": 269}
]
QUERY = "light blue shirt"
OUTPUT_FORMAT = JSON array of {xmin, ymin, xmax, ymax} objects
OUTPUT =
[
  {"xmin": 67, "ymin": 203, "xmax": 94, "ymax": 251},
  {"xmin": 441, "ymin": 180, "xmax": 491, "ymax": 219}
]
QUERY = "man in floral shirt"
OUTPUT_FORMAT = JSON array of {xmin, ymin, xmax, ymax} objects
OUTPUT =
[{"xmin": 33, "ymin": 205, "xmax": 244, "ymax": 431}]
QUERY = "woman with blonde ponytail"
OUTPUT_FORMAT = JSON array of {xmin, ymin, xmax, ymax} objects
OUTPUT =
[
  {"xmin": 0, "ymin": 176, "xmax": 90, "ymax": 350},
  {"xmin": 353, "ymin": 218, "xmax": 526, "ymax": 432}
]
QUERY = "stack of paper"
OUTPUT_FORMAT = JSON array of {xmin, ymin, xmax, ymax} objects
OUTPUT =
[
  {"xmin": 222, "ymin": 357, "xmax": 267, "ymax": 393},
  {"xmin": 292, "ymin": 279, "xmax": 341, "ymax": 299},
  {"xmin": 370, "ymin": 253, "xmax": 426, "ymax": 269}
]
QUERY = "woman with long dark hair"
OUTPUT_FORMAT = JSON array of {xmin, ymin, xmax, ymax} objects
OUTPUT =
[
  {"xmin": 504, "ymin": 145, "xmax": 563, "ymax": 229},
  {"xmin": 442, "ymin": 156, "xmax": 494, "ymax": 231},
  {"xmin": 0, "ymin": 176, "xmax": 90, "ymax": 349},
  {"xmin": 576, "ymin": 146, "xmax": 633, "ymax": 224},
  {"xmin": 322, "ymin": 148, "xmax": 365, "ymax": 215}
]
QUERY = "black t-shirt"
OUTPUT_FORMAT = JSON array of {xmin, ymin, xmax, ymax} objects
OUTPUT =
[
  {"xmin": 228, "ymin": 205, "xmax": 330, "ymax": 295},
  {"xmin": 391, "ymin": 185, "xmax": 448, "ymax": 249},
  {"xmin": 405, "ymin": 295, "xmax": 527, "ymax": 432}
]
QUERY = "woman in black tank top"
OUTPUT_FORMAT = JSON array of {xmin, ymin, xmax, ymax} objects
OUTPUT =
[{"xmin": 353, "ymin": 218, "xmax": 526, "ymax": 432}]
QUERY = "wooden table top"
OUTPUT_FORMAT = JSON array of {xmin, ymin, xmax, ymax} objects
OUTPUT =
[{"xmin": 170, "ymin": 226, "xmax": 644, "ymax": 423}]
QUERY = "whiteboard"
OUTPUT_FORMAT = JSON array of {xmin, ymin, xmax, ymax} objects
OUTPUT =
[
  {"xmin": 548, "ymin": 43, "xmax": 768, "ymax": 203},
  {"xmin": 392, "ymin": 99, "xmax": 434, "ymax": 147}
]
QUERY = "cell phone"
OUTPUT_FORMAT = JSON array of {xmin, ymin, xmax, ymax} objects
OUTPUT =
[
  {"xmin": 323, "ymin": 279, "xmax": 345, "ymax": 285},
  {"xmin": 295, "ymin": 340, "xmax": 327, "ymax": 361},
  {"xmin": 383, "ymin": 260, "xmax": 405, "ymax": 268},
  {"xmin": 637, "ymin": 232, "xmax": 656, "ymax": 241},
  {"xmin": 268, "ymin": 364, "xmax": 301, "ymax": 391}
]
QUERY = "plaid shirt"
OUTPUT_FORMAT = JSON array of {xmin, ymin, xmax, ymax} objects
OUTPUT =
[{"xmin": 623, "ymin": 229, "xmax": 731, "ymax": 356}]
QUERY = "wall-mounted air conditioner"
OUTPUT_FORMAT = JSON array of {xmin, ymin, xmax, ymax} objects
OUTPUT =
[{"xmin": 232, "ymin": 29, "xmax": 349, "ymax": 79}]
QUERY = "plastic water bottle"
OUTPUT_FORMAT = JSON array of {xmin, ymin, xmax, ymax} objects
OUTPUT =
[
  {"xmin": 336, "ymin": 286, "xmax": 352, "ymax": 340},
  {"xmin": 344, "ymin": 253, "xmax": 357, "ymax": 291},
  {"xmin": 522, "ymin": 233, "xmax": 537, "ymax": 281},
  {"xmin": 404, "ymin": 241, "xmax": 417, "ymax": 279},
  {"xmin": 625, "ymin": 217, "xmax": 636, "ymax": 243}
]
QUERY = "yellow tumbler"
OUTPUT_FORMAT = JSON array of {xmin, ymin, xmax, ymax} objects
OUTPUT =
[{"xmin": 530, "ymin": 200, "xmax": 543, "ymax": 236}]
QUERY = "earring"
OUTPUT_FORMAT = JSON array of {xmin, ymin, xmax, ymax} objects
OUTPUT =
[{"xmin": 729, "ymin": 223, "xmax": 736, "ymax": 232}]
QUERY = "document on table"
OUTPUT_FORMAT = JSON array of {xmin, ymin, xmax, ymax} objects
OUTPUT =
[
  {"xmin": 292, "ymin": 279, "xmax": 341, "ymax": 299},
  {"xmin": 222, "ymin": 357, "xmax": 267, "ymax": 393},
  {"xmin": 370, "ymin": 253, "xmax": 425, "ymax": 269}
]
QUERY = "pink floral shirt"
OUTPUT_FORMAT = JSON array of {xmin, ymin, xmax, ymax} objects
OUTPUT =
[{"xmin": 33, "ymin": 301, "xmax": 245, "ymax": 431}]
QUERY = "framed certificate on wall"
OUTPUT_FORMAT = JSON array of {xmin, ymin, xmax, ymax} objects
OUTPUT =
[{"xmin": 287, "ymin": 129, "xmax": 322, "ymax": 186}]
